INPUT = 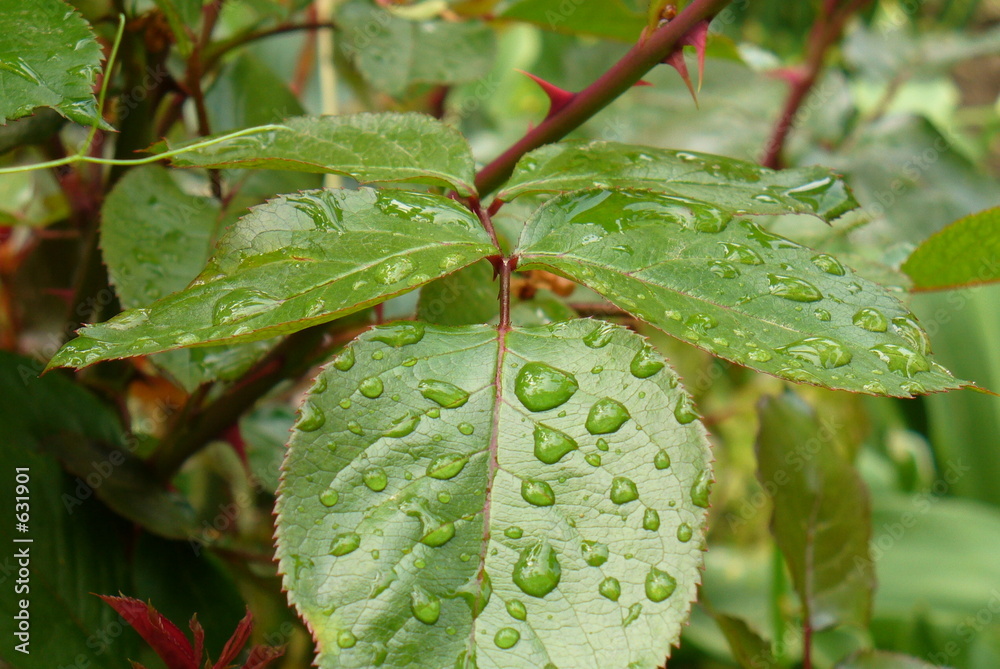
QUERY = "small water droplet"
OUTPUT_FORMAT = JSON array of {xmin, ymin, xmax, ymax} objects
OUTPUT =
[
  {"xmin": 506, "ymin": 599, "xmax": 527, "ymax": 620},
  {"xmin": 347, "ymin": 420, "xmax": 364, "ymax": 435},
  {"xmin": 719, "ymin": 242, "xmax": 764, "ymax": 265},
  {"xmin": 674, "ymin": 396, "xmax": 698, "ymax": 424},
  {"xmin": 709, "ymin": 260, "xmax": 740, "ymax": 279},
  {"xmin": 359, "ymin": 376, "xmax": 384, "ymax": 398},
  {"xmin": 411, "ymin": 586, "xmax": 441, "ymax": 625},
  {"xmin": 494, "ymin": 627, "xmax": 520, "ymax": 650},
  {"xmin": 426, "ymin": 407, "xmax": 441, "ymax": 418},
  {"xmin": 581, "ymin": 540, "xmax": 609, "ymax": 567},
  {"xmin": 337, "ymin": 630, "xmax": 357, "ymax": 648},
  {"xmin": 870, "ymin": 343, "xmax": 930, "ymax": 377},
  {"xmin": 643, "ymin": 508, "xmax": 661, "ymax": 531},
  {"xmin": 458, "ymin": 422, "xmax": 475, "ymax": 435},
  {"xmin": 586, "ymin": 398, "xmax": 631, "ymax": 434},
  {"xmin": 814, "ymin": 308, "xmax": 832, "ymax": 322},
  {"xmin": 211, "ymin": 288, "xmax": 279, "ymax": 326},
  {"xmin": 330, "ymin": 532, "xmax": 361, "ymax": 556},
  {"xmin": 767, "ymin": 274, "xmax": 823, "ymax": 302},
  {"xmin": 584, "ymin": 321, "xmax": 616, "ymax": 348},
  {"xmin": 610, "ymin": 477, "xmax": 639, "ymax": 504},
  {"xmin": 514, "ymin": 362, "xmax": 579, "ymax": 412},
  {"xmin": 333, "ymin": 347, "xmax": 355, "ymax": 371},
  {"xmin": 863, "ymin": 381, "xmax": 888, "ymax": 394},
  {"xmin": 654, "ymin": 449, "xmax": 671, "ymax": 470},
  {"xmin": 853, "ymin": 307, "xmax": 888, "ymax": 332},
  {"xmin": 777, "ymin": 336, "xmax": 853, "ymax": 368},
  {"xmin": 645, "ymin": 567, "xmax": 677, "ymax": 602},
  {"xmin": 521, "ymin": 479, "xmax": 555, "ymax": 506},
  {"xmin": 438, "ymin": 491, "xmax": 452, "ymax": 504},
  {"xmin": 505, "ymin": 526, "xmax": 523, "ymax": 539},
  {"xmin": 686, "ymin": 313, "xmax": 718, "ymax": 332},
  {"xmin": 585, "ymin": 453, "xmax": 602, "ymax": 467},
  {"xmin": 512, "ymin": 542, "xmax": 562, "ymax": 598},
  {"xmin": 623, "ymin": 602, "xmax": 643, "ymax": 627},
  {"xmin": 811, "ymin": 253, "xmax": 846, "ymax": 276},
  {"xmin": 427, "ymin": 454, "xmax": 467, "ymax": 479},
  {"xmin": 599, "ymin": 577, "xmax": 621, "ymax": 601},
  {"xmin": 363, "ymin": 468, "xmax": 388, "ymax": 492},
  {"xmin": 677, "ymin": 523, "xmax": 693, "ymax": 542},
  {"xmin": 533, "ymin": 424, "xmax": 578, "ymax": 464},
  {"xmin": 596, "ymin": 438, "xmax": 610, "ymax": 452},
  {"xmin": 319, "ymin": 489, "xmax": 339, "ymax": 507},
  {"xmin": 901, "ymin": 380, "xmax": 926, "ymax": 394},
  {"xmin": 746, "ymin": 346, "xmax": 773, "ymax": 363},
  {"xmin": 419, "ymin": 379, "xmax": 470, "ymax": 408},
  {"xmin": 339, "ymin": 398, "xmax": 352, "ymax": 410},
  {"xmin": 375, "ymin": 257, "xmax": 415, "ymax": 285},
  {"xmin": 298, "ymin": 402, "xmax": 326, "ymax": 431},
  {"xmin": 691, "ymin": 470, "xmax": 712, "ymax": 508}
]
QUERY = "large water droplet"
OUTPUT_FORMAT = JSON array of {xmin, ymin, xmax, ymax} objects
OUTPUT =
[
  {"xmin": 421, "ymin": 521, "xmax": 455, "ymax": 547},
  {"xmin": 674, "ymin": 396, "xmax": 698, "ymax": 424},
  {"xmin": 419, "ymin": 379, "xmax": 470, "ymax": 408},
  {"xmin": 870, "ymin": 343, "xmax": 930, "ymax": 377},
  {"xmin": 533, "ymin": 424, "xmax": 578, "ymax": 464},
  {"xmin": 767, "ymin": 274, "xmax": 823, "ymax": 302},
  {"xmin": 319, "ymin": 489, "xmax": 339, "ymax": 507},
  {"xmin": 581, "ymin": 540, "xmax": 609, "ymax": 567},
  {"xmin": 363, "ymin": 468, "xmax": 388, "ymax": 492},
  {"xmin": 506, "ymin": 599, "xmax": 527, "ymax": 621},
  {"xmin": 654, "ymin": 449, "xmax": 671, "ymax": 470},
  {"xmin": 521, "ymin": 479, "xmax": 555, "ymax": 506},
  {"xmin": 330, "ymin": 532, "xmax": 361, "ymax": 556},
  {"xmin": 643, "ymin": 508, "xmax": 661, "ymax": 531},
  {"xmin": 385, "ymin": 411, "xmax": 420, "ymax": 438},
  {"xmin": 337, "ymin": 630, "xmax": 357, "ymax": 648},
  {"xmin": 610, "ymin": 477, "xmax": 639, "ymax": 504},
  {"xmin": 333, "ymin": 347, "xmax": 355, "ymax": 371},
  {"xmin": 371, "ymin": 322, "xmax": 425, "ymax": 346},
  {"xmin": 298, "ymin": 402, "xmax": 326, "ymax": 432},
  {"xmin": 411, "ymin": 586, "xmax": 441, "ymax": 625},
  {"xmin": 891, "ymin": 315, "xmax": 931, "ymax": 355},
  {"xmin": 426, "ymin": 454, "xmax": 467, "ymax": 480},
  {"xmin": 811, "ymin": 253, "xmax": 846, "ymax": 276},
  {"xmin": 494, "ymin": 627, "xmax": 520, "ymax": 650},
  {"xmin": 599, "ymin": 577, "xmax": 621, "ymax": 602},
  {"xmin": 375, "ymin": 257, "xmax": 415, "ymax": 285},
  {"xmin": 677, "ymin": 523, "xmax": 693, "ymax": 542},
  {"xmin": 719, "ymin": 242, "xmax": 764, "ymax": 265},
  {"xmin": 691, "ymin": 470, "xmax": 712, "ymax": 508},
  {"xmin": 583, "ymin": 321, "xmax": 616, "ymax": 348},
  {"xmin": 514, "ymin": 362, "xmax": 579, "ymax": 412},
  {"xmin": 359, "ymin": 376, "xmax": 384, "ymax": 398},
  {"xmin": 777, "ymin": 336, "xmax": 852, "ymax": 368},
  {"xmin": 512, "ymin": 542, "xmax": 562, "ymax": 598},
  {"xmin": 211, "ymin": 288, "xmax": 279, "ymax": 326},
  {"xmin": 586, "ymin": 398, "xmax": 631, "ymax": 435},
  {"xmin": 630, "ymin": 345, "xmax": 665, "ymax": 379},
  {"xmin": 645, "ymin": 567, "xmax": 677, "ymax": 602},
  {"xmin": 853, "ymin": 307, "xmax": 888, "ymax": 332}
]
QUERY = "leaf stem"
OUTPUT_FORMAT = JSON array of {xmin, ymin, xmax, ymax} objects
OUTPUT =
[
  {"xmin": 473, "ymin": 0, "xmax": 733, "ymax": 197},
  {"xmin": 82, "ymin": 14, "xmax": 126, "ymax": 152}
]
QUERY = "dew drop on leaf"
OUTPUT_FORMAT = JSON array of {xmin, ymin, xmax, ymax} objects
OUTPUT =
[
  {"xmin": 363, "ymin": 468, "xmax": 388, "ymax": 492},
  {"xmin": 458, "ymin": 422, "xmax": 475, "ymax": 435},
  {"xmin": 494, "ymin": 627, "xmax": 520, "ymax": 649},
  {"xmin": 533, "ymin": 424, "xmax": 579, "ymax": 464},
  {"xmin": 596, "ymin": 438, "xmax": 610, "ymax": 451},
  {"xmin": 426, "ymin": 454, "xmax": 467, "ymax": 480},
  {"xmin": 814, "ymin": 308, "xmax": 832, "ymax": 321},
  {"xmin": 767, "ymin": 274, "xmax": 823, "ymax": 302},
  {"xmin": 514, "ymin": 362, "xmax": 579, "ymax": 412},
  {"xmin": 673, "ymin": 396, "xmax": 698, "ymax": 424},
  {"xmin": 585, "ymin": 453, "xmax": 602, "ymax": 467},
  {"xmin": 691, "ymin": 470, "xmax": 712, "ymax": 508},
  {"xmin": 333, "ymin": 347, "xmax": 355, "ymax": 371},
  {"xmin": 359, "ymin": 376, "xmax": 384, "ymax": 399},
  {"xmin": 419, "ymin": 379, "xmax": 470, "ymax": 408},
  {"xmin": 512, "ymin": 541, "xmax": 562, "ymax": 598},
  {"xmin": 643, "ymin": 508, "xmax": 661, "ymax": 531},
  {"xmin": 719, "ymin": 241, "xmax": 764, "ymax": 265},
  {"xmin": 385, "ymin": 411, "xmax": 420, "ymax": 438},
  {"xmin": 505, "ymin": 526, "xmax": 523, "ymax": 539},
  {"xmin": 370, "ymin": 322, "xmax": 425, "ymax": 346},
  {"xmin": 676, "ymin": 523, "xmax": 693, "ymax": 542},
  {"xmin": 375, "ymin": 257, "xmax": 415, "ymax": 285},
  {"xmin": 319, "ymin": 489, "xmax": 339, "ymax": 507},
  {"xmin": 630, "ymin": 345, "xmax": 665, "ymax": 379},
  {"xmin": 708, "ymin": 260, "xmax": 740, "ymax": 279},
  {"xmin": 811, "ymin": 253, "xmax": 846, "ymax": 276},
  {"xmin": 583, "ymin": 321, "xmax": 616, "ymax": 348},
  {"xmin": 891, "ymin": 315, "xmax": 931, "ymax": 354},
  {"xmin": 599, "ymin": 577, "xmax": 621, "ymax": 602},
  {"xmin": 863, "ymin": 381, "xmax": 888, "ymax": 394},
  {"xmin": 776, "ymin": 336, "xmax": 853, "ymax": 369},
  {"xmin": 586, "ymin": 398, "xmax": 631, "ymax": 435},
  {"xmin": 853, "ymin": 307, "xmax": 888, "ymax": 332},
  {"xmin": 623, "ymin": 603, "xmax": 643, "ymax": 627},
  {"xmin": 211, "ymin": 287, "xmax": 279, "ymax": 325},
  {"xmin": 347, "ymin": 420, "xmax": 364, "ymax": 435},
  {"xmin": 410, "ymin": 586, "xmax": 441, "ymax": 625},
  {"xmin": 645, "ymin": 567, "xmax": 677, "ymax": 602},
  {"xmin": 330, "ymin": 532, "xmax": 361, "ymax": 556},
  {"xmin": 506, "ymin": 599, "xmax": 528, "ymax": 621},
  {"xmin": 521, "ymin": 479, "xmax": 556, "ymax": 506},
  {"xmin": 610, "ymin": 477, "xmax": 639, "ymax": 504},
  {"xmin": 421, "ymin": 521, "xmax": 455, "ymax": 547},
  {"xmin": 298, "ymin": 402, "xmax": 326, "ymax": 432},
  {"xmin": 654, "ymin": 449, "xmax": 671, "ymax": 470},
  {"xmin": 870, "ymin": 343, "xmax": 930, "ymax": 377},
  {"xmin": 581, "ymin": 540, "xmax": 609, "ymax": 567}
]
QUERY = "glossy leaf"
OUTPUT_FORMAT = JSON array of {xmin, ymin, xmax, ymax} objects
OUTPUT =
[
  {"xmin": 0, "ymin": 0, "xmax": 108, "ymax": 126},
  {"xmin": 516, "ymin": 188, "xmax": 969, "ymax": 397},
  {"xmin": 161, "ymin": 113, "xmax": 478, "ymax": 196},
  {"xmin": 49, "ymin": 188, "xmax": 497, "ymax": 369},
  {"xmin": 902, "ymin": 207, "xmax": 1000, "ymax": 291},
  {"xmin": 101, "ymin": 166, "xmax": 272, "ymax": 390},
  {"xmin": 756, "ymin": 393, "xmax": 875, "ymax": 631},
  {"xmin": 337, "ymin": 0, "xmax": 495, "ymax": 98},
  {"xmin": 495, "ymin": 0, "xmax": 646, "ymax": 41},
  {"xmin": 836, "ymin": 650, "xmax": 943, "ymax": 668},
  {"xmin": 497, "ymin": 141, "xmax": 859, "ymax": 222},
  {"xmin": 275, "ymin": 319, "xmax": 712, "ymax": 668},
  {"xmin": 711, "ymin": 613, "xmax": 779, "ymax": 669}
]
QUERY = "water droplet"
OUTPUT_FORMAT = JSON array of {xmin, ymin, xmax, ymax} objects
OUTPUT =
[
  {"xmin": 630, "ymin": 345, "xmax": 665, "ymax": 379},
  {"xmin": 653, "ymin": 449, "xmax": 671, "ymax": 470},
  {"xmin": 211, "ymin": 288, "xmax": 279, "ymax": 325},
  {"xmin": 691, "ymin": 470, "xmax": 712, "ymax": 508},
  {"xmin": 533, "ymin": 424, "xmax": 578, "ymax": 464},
  {"xmin": 359, "ymin": 377, "xmax": 384, "ymax": 398},
  {"xmin": 596, "ymin": 438, "xmax": 610, "ymax": 452},
  {"xmin": 347, "ymin": 420, "xmax": 364, "ymax": 435},
  {"xmin": 505, "ymin": 526, "xmax": 523, "ymax": 539},
  {"xmin": 512, "ymin": 542, "xmax": 562, "ymax": 598},
  {"xmin": 330, "ymin": 532, "xmax": 361, "ymax": 556},
  {"xmin": 458, "ymin": 422, "xmax": 475, "ymax": 435},
  {"xmin": 426, "ymin": 407, "xmax": 441, "ymax": 418},
  {"xmin": 643, "ymin": 508, "xmax": 661, "ymax": 531},
  {"xmin": 521, "ymin": 479, "xmax": 555, "ymax": 506},
  {"xmin": 623, "ymin": 603, "xmax": 643, "ymax": 627},
  {"xmin": 580, "ymin": 540, "xmax": 609, "ymax": 567},
  {"xmin": 753, "ymin": 193, "xmax": 779, "ymax": 204},
  {"xmin": 591, "ymin": 365, "xmax": 604, "ymax": 374},
  {"xmin": 674, "ymin": 396, "xmax": 698, "ymax": 424},
  {"xmin": 385, "ymin": 411, "xmax": 420, "ymax": 438},
  {"xmin": 863, "ymin": 381, "xmax": 888, "ymax": 394},
  {"xmin": 339, "ymin": 398, "xmax": 352, "ymax": 409},
  {"xmin": 333, "ymin": 347, "xmax": 355, "ymax": 371},
  {"xmin": 421, "ymin": 521, "xmax": 455, "ymax": 547},
  {"xmin": 901, "ymin": 380, "xmax": 926, "ymax": 394},
  {"xmin": 743, "ymin": 221, "xmax": 802, "ymax": 249},
  {"xmin": 719, "ymin": 242, "xmax": 764, "ymax": 265},
  {"xmin": 814, "ymin": 308, "xmax": 832, "ymax": 322},
  {"xmin": 811, "ymin": 253, "xmax": 846, "ymax": 276},
  {"xmin": 411, "ymin": 586, "xmax": 441, "ymax": 625},
  {"xmin": 777, "ymin": 336, "xmax": 852, "ymax": 369},
  {"xmin": 853, "ymin": 307, "xmax": 888, "ymax": 332},
  {"xmin": 709, "ymin": 260, "xmax": 740, "ymax": 279},
  {"xmin": 870, "ymin": 344, "xmax": 930, "ymax": 377},
  {"xmin": 313, "ymin": 376, "xmax": 328, "ymax": 393},
  {"xmin": 371, "ymin": 322, "xmax": 425, "ymax": 346},
  {"xmin": 746, "ymin": 346, "xmax": 773, "ymax": 363},
  {"xmin": 415, "ymin": 558, "xmax": 426, "ymax": 569},
  {"xmin": 298, "ymin": 402, "xmax": 326, "ymax": 431},
  {"xmin": 427, "ymin": 454, "xmax": 467, "ymax": 480},
  {"xmin": 686, "ymin": 313, "xmax": 718, "ymax": 333},
  {"xmin": 494, "ymin": 627, "xmax": 520, "ymax": 649},
  {"xmin": 363, "ymin": 468, "xmax": 388, "ymax": 492},
  {"xmin": 375, "ymin": 257, "xmax": 415, "ymax": 285},
  {"xmin": 337, "ymin": 630, "xmax": 357, "ymax": 648},
  {"xmin": 438, "ymin": 491, "xmax": 452, "ymax": 503},
  {"xmin": 677, "ymin": 523, "xmax": 693, "ymax": 542},
  {"xmin": 584, "ymin": 321, "xmax": 617, "ymax": 349},
  {"xmin": 419, "ymin": 379, "xmax": 469, "ymax": 408},
  {"xmin": 645, "ymin": 567, "xmax": 677, "ymax": 602},
  {"xmin": 319, "ymin": 489, "xmax": 339, "ymax": 507},
  {"xmin": 599, "ymin": 577, "xmax": 621, "ymax": 601},
  {"xmin": 610, "ymin": 477, "xmax": 639, "ymax": 504},
  {"xmin": 891, "ymin": 315, "xmax": 931, "ymax": 355},
  {"xmin": 586, "ymin": 398, "xmax": 631, "ymax": 434},
  {"xmin": 585, "ymin": 453, "xmax": 602, "ymax": 467},
  {"xmin": 514, "ymin": 362, "xmax": 579, "ymax": 412},
  {"xmin": 506, "ymin": 599, "xmax": 527, "ymax": 621},
  {"xmin": 767, "ymin": 274, "xmax": 823, "ymax": 302}
]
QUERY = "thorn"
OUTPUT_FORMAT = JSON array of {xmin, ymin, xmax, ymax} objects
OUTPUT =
[
  {"xmin": 679, "ymin": 20, "xmax": 710, "ymax": 92},
  {"xmin": 634, "ymin": 79, "xmax": 653, "ymax": 87},
  {"xmin": 663, "ymin": 50, "xmax": 698, "ymax": 107},
  {"xmin": 517, "ymin": 70, "xmax": 575, "ymax": 118}
]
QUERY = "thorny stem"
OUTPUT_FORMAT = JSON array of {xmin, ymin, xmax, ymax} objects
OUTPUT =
[
  {"xmin": 474, "ymin": 0, "xmax": 733, "ymax": 197},
  {"xmin": 760, "ymin": 0, "xmax": 873, "ymax": 168}
]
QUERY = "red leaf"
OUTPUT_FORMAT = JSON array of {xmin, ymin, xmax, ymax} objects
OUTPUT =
[
  {"xmin": 213, "ymin": 608, "xmax": 254, "ymax": 669},
  {"xmin": 98, "ymin": 595, "xmax": 198, "ymax": 669},
  {"xmin": 241, "ymin": 645, "xmax": 286, "ymax": 669}
]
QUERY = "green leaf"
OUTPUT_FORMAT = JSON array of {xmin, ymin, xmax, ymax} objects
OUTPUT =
[
  {"xmin": 50, "ymin": 188, "xmax": 497, "ymax": 369},
  {"xmin": 710, "ymin": 613, "xmax": 779, "ymax": 669},
  {"xmin": 756, "ymin": 393, "xmax": 875, "ymax": 631},
  {"xmin": 515, "ymin": 188, "xmax": 970, "ymax": 397},
  {"xmin": 161, "ymin": 113, "xmax": 478, "ymax": 196},
  {"xmin": 0, "ymin": 0, "xmax": 107, "ymax": 126},
  {"xmin": 102, "ymin": 166, "xmax": 272, "ymax": 390},
  {"xmin": 337, "ymin": 0, "xmax": 496, "ymax": 98},
  {"xmin": 418, "ymin": 259, "xmax": 500, "ymax": 326},
  {"xmin": 275, "ymin": 319, "xmax": 712, "ymax": 668},
  {"xmin": 902, "ymin": 207, "xmax": 1000, "ymax": 291},
  {"xmin": 836, "ymin": 650, "xmax": 944, "ymax": 668},
  {"xmin": 495, "ymin": 0, "xmax": 646, "ymax": 41},
  {"xmin": 498, "ymin": 141, "xmax": 859, "ymax": 222}
]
